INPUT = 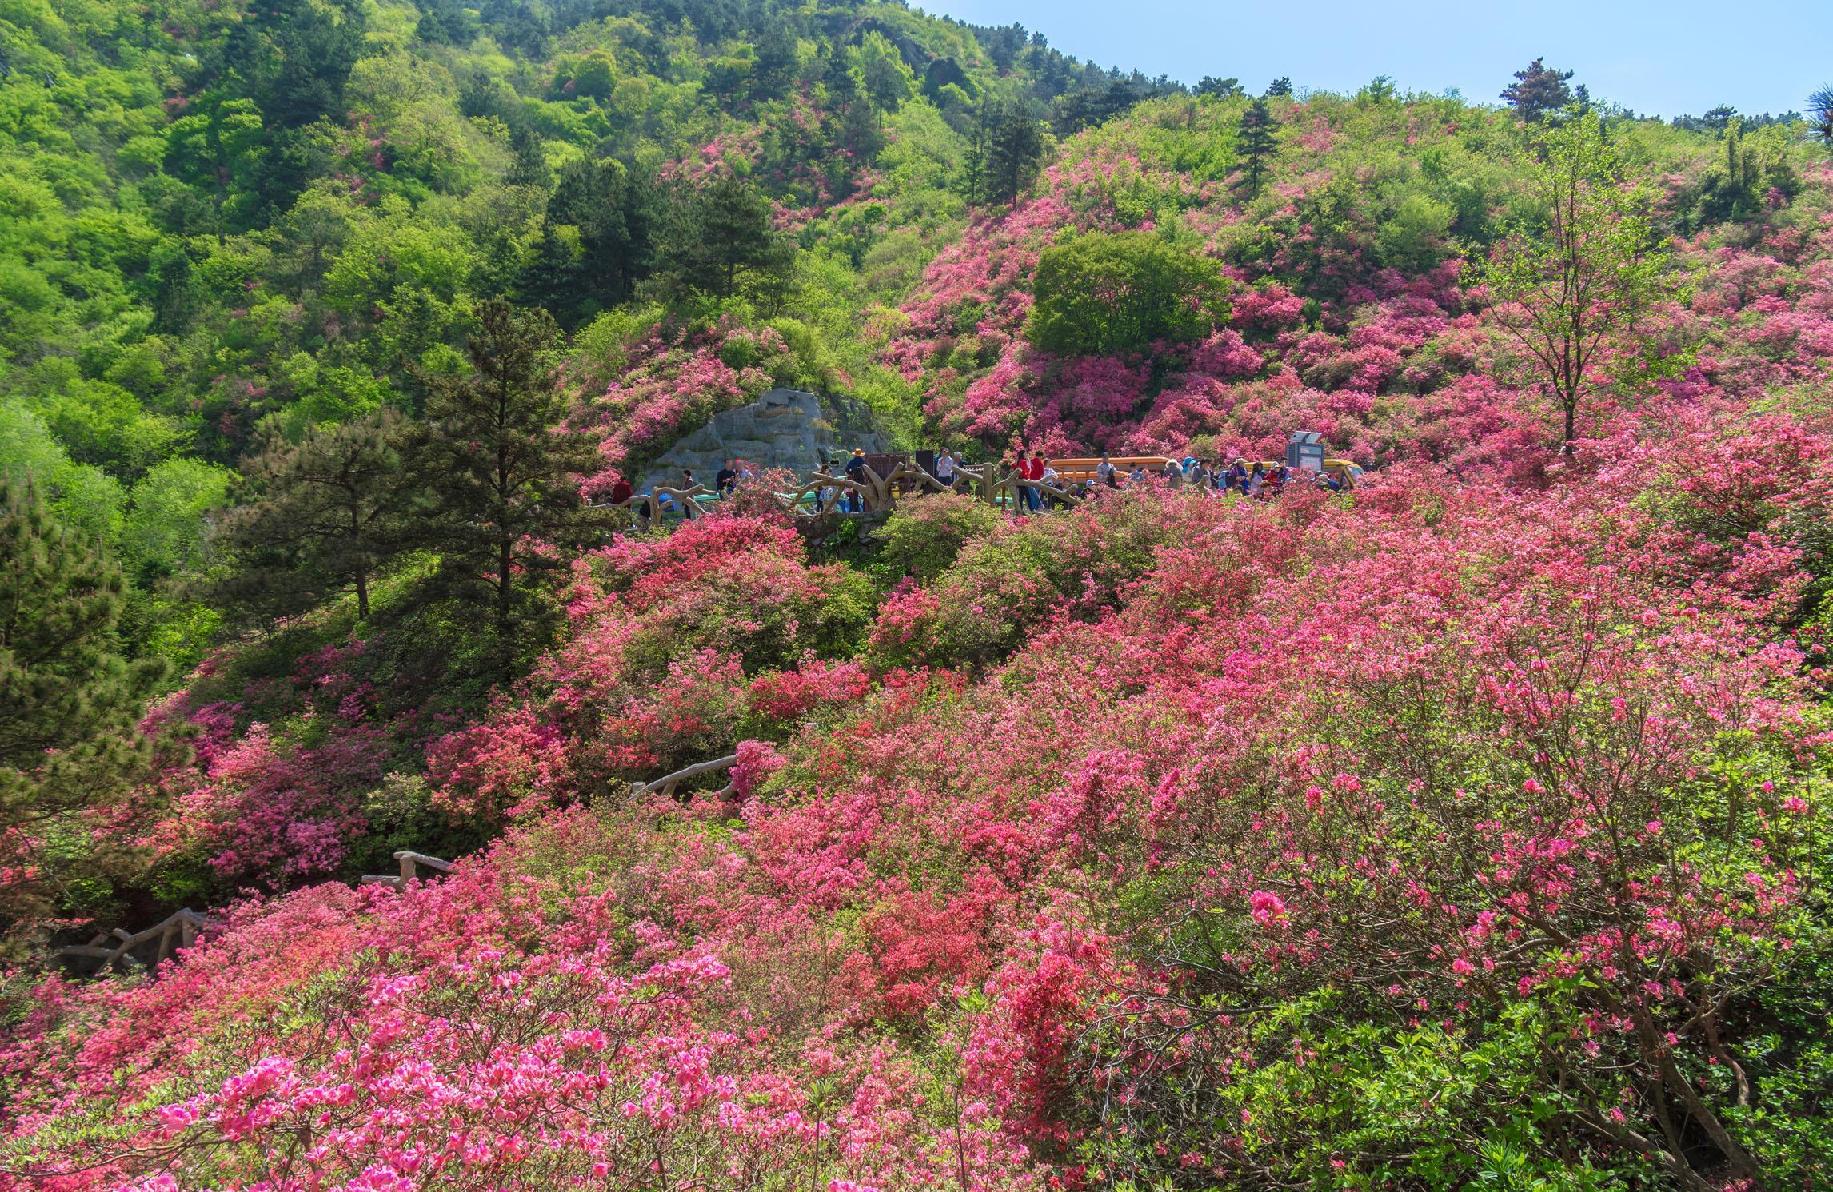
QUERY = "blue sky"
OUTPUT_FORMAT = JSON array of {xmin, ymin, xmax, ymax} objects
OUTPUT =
[{"xmin": 919, "ymin": 1, "xmax": 1833, "ymax": 119}]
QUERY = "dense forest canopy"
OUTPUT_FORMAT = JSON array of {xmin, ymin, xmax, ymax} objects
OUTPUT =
[{"xmin": 4, "ymin": 0, "xmax": 1833, "ymax": 1187}]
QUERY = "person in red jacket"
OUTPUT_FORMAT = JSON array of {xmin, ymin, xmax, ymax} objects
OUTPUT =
[
  {"xmin": 608, "ymin": 477, "xmax": 633, "ymax": 507},
  {"xmin": 1024, "ymin": 451, "xmax": 1046, "ymax": 511}
]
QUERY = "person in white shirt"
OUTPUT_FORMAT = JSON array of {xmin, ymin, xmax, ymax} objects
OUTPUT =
[
  {"xmin": 1095, "ymin": 454, "xmax": 1116, "ymax": 487},
  {"xmin": 935, "ymin": 449, "xmax": 957, "ymax": 487}
]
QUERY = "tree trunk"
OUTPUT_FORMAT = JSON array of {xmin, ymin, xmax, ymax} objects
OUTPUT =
[
  {"xmin": 355, "ymin": 567, "xmax": 369, "ymax": 619},
  {"xmin": 496, "ymin": 536, "xmax": 512, "ymax": 637}
]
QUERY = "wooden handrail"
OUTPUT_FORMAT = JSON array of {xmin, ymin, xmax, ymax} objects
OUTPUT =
[
  {"xmin": 360, "ymin": 849, "xmax": 456, "ymax": 888},
  {"xmin": 395, "ymin": 850, "xmax": 455, "ymax": 876},
  {"xmin": 632, "ymin": 753, "xmax": 739, "ymax": 801},
  {"xmin": 58, "ymin": 908, "xmax": 216, "ymax": 975}
]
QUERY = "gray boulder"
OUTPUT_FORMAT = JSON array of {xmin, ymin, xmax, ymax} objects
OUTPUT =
[{"xmin": 632, "ymin": 389, "xmax": 893, "ymax": 493}]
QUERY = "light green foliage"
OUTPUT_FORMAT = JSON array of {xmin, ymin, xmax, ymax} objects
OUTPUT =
[
  {"xmin": 0, "ymin": 401, "xmax": 124, "ymax": 541},
  {"xmin": 852, "ymin": 31, "xmax": 915, "ymax": 111},
  {"xmin": 1029, "ymin": 230, "xmax": 1230, "ymax": 356},
  {"xmin": 121, "ymin": 458, "xmax": 231, "ymax": 585},
  {"xmin": 1477, "ymin": 111, "xmax": 1670, "ymax": 444},
  {"xmin": 1375, "ymin": 191, "xmax": 1456, "ymax": 271},
  {"xmin": 17, "ymin": 365, "xmax": 179, "ymax": 476},
  {"xmin": 875, "ymin": 491, "xmax": 999, "ymax": 584}
]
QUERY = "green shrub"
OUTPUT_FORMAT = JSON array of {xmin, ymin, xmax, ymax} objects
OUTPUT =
[{"xmin": 1028, "ymin": 230, "xmax": 1230, "ymax": 356}]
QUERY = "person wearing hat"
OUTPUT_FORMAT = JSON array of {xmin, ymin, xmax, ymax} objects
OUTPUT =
[{"xmin": 844, "ymin": 448, "xmax": 867, "ymax": 511}]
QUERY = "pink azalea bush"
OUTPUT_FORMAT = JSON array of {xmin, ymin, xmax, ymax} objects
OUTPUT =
[{"xmin": 14, "ymin": 394, "xmax": 1830, "ymax": 1186}]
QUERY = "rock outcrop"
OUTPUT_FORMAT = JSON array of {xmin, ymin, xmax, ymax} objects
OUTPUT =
[{"xmin": 631, "ymin": 389, "xmax": 893, "ymax": 494}]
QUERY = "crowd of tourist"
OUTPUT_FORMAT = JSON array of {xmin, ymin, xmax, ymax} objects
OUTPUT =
[
  {"xmin": 1001, "ymin": 449, "xmax": 1356, "ymax": 513},
  {"xmin": 596, "ymin": 443, "xmax": 1358, "ymax": 524}
]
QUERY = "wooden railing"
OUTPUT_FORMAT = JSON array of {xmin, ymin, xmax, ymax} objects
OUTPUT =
[
  {"xmin": 358, "ymin": 849, "xmax": 457, "ymax": 889},
  {"xmin": 629, "ymin": 753, "xmax": 738, "ymax": 800},
  {"xmin": 58, "ymin": 907, "xmax": 216, "ymax": 975},
  {"xmin": 63, "ymin": 850, "xmax": 457, "ymax": 978},
  {"xmin": 1046, "ymin": 456, "xmax": 1175, "ymax": 485}
]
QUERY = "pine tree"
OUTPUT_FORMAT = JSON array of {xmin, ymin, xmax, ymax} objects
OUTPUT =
[
  {"xmin": 417, "ymin": 302, "xmax": 608, "ymax": 647},
  {"xmin": 981, "ymin": 101, "xmax": 1044, "ymax": 206},
  {"xmin": 506, "ymin": 124, "xmax": 552, "ymax": 189},
  {"xmin": 523, "ymin": 158, "xmax": 660, "ymax": 324},
  {"xmin": 960, "ymin": 119, "xmax": 988, "ymax": 203},
  {"xmin": 1811, "ymin": 86, "xmax": 1833, "ymax": 150},
  {"xmin": 1501, "ymin": 58, "xmax": 1576, "ymax": 122},
  {"xmin": 1236, "ymin": 97, "xmax": 1278, "ymax": 197},
  {"xmin": 221, "ymin": 0, "xmax": 366, "ymax": 130},
  {"xmin": 656, "ymin": 175, "xmax": 793, "ymax": 304},
  {"xmin": 1265, "ymin": 77, "xmax": 1293, "ymax": 98},
  {"xmin": 0, "ymin": 482, "xmax": 161, "ymax": 943},
  {"xmin": 213, "ymin": 409, "xmax": 416, "ymax": 621},
  {"xmin": 1195, "ymin": 76, "xmax": 1243, "ymax": 99}
]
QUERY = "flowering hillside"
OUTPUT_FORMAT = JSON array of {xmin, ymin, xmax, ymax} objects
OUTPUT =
[
  {"xmin": 7, "ymin": 405, "xmax": 1833, "ymax": 1188},
  {"xmin": 5, "ymin": 1, "xmax": 1833, "ymax": 1188}
]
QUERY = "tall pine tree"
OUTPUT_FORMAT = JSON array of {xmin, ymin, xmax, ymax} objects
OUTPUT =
[
  {"xmin": 213, "ymin": 409, "xmax": 416, "ymax": 621},
  {"xmin": 417, "ymin": 302, "xmax": 607, "ymax": 648},
  {"xmin": 1235, "ymin": 97, "xmax": 1278, "ymax": 197},
  {"xmin": 1501, "ymin": 59, "xmax": 1583, "ymax": 122},
  {"xmin": 656, "ymin": 175, "xmax": 793, "ymax": 304},
  {"xmin": 0, "ymin": 482, "xmax": 161, "ymax": 945},
  {"xmin": 979, "ymin": 101, "xmax": 1044, "ymax": 205},
  {"xmin": 519, "ymin": 158, "xmax": 660, "ymax": 325}
]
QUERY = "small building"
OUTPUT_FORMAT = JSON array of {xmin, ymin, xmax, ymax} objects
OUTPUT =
[{"xmin": 1287, "ymin": 430, "xmax": 1326, "ymax": 473}]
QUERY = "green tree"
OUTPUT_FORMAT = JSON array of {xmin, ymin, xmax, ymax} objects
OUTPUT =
[
  {"xmin": 853, "ymin": 32, "xmax": 914, "ymax": 111},
  {"xmin": 1692, "ymin": 118, "xmax": 1798, "ymax": 227},
  {"xmin": 1235, "ymin": 96, "xmax": 1278, "ymax": 197},
  {"xmin": 1196, "ymin": 77, "xmax": 1243, "ymax": 98},
  {"xmin": 520, "ymin": 158, "xmax": 661, "ymax": 325},
  {"xmin": 656, "ymin": 175, "xmax": 794, "ymax": 305},
  {"xmin": 1375, "ymin": 192, "xmax": 1455, "ymax": 271},
  {"xmin": 221, "ymin": 0, "xmax": 367, "ymax": 131},
  {"xmin": 1809, "ymin": 85, "xmax": 1833, "ymax": 150},
  {"xmin": 979, "ymin": 100, "xmax": 1045, "ymax": 206},
  {"xmin": 162, "ymin": 96, "xmax": 268, "ymax": 234},
  {"xmin": 1028, "ymin": 231, "xmax": 1231, "ymax": 356},
  {"xmin": 417, "ymin": 302, "xmax": 606, "ymax": 646},
  {"xmin": 215, "ymin": 0, "xmax": 366, "ymax": 219},
  {"xmin": 122, "ymin": 459, "xmax": 231, "ymax": 588},
  {"xmin": 1501, "ymin": 58, "xmax": 1583, "ymax": 122},
  {"xmin": 212, "ymin": 411, "xmax": 413, "ymax": 621},
  {"xmin": 0, "ymin": 481, "xmax": 161, "ymax": 945},
  {"xmin": 1477, "ymin": 112, "xmax": 1667, "ymax": 447}
]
